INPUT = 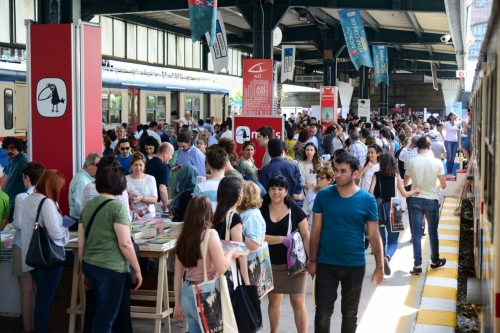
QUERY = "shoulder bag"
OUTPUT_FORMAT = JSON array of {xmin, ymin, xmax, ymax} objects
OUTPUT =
[
  {"xmin": 376, "ymin": 174, "xmax": 389, "ymax": 227},
  {"xmin": 25, "ymin": 197, "xmax": 66, "ymax": 269},
  {"xmin": 283, "ymin": 209, "xmax": 308, "ymax": 277},
  {"xmin": 192, "ymin": 230, "xmax": 238, "ymax": 333},
  {"xmin": 390, "ymin": 177, "xmax": 405, "ymax": 232},
  {"xmin": 231, "ymin": 261, "xmax": 262, "ymax": 333}
]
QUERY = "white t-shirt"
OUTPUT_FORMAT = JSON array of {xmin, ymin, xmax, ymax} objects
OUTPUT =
[
  {"xmin": 81, "ymin": 183, "xmax": 131, "ymax": 221},
  {"xmin": 180, "ymin": 117, "xmax": 195, "ymax": 129},
  {"xmin": 297, "ymin": 161, "xmax": 317, "ymax": 194},
  {"xmin": 126, "ymin": 175, "xmax": 158, "ymax": 218},
  {"xmin": 361, "ymin": 163, "xmax": 380, "ymax": 192},
  {"xmin": 406, "ymin": 152, "xmax": 444, "ymax": 200},
  {"xmin": 444, "ymin": 121, "xmax": 459, "ymax": 142},
  {"xmin": 333, "ymin": 134, "xmax": 346, "ymax": 151}
]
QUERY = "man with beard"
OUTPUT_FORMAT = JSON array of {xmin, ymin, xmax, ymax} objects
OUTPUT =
[
  {"xmin": 1, "ymin": 137, "xmax": 28, "ymax": 221},
  {"xmin": 308, "ymin": 153, "xmax": 383, "ymax": 333}
]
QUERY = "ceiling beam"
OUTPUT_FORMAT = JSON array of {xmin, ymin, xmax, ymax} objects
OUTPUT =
[
  {"xmin": 296, "ymin": 48, "xmax": 456, "ymax": 62},
  {"xmin": 404, "ymin": 11, "xmax": 434, "ymax": 58},
  {"xmin": 113, "ymin": 14, "xmax": 192, "ymax": 37},
  {"xmin": 359, "ymin": 10, "xmax": 380, "ymax": 40},
  {"xmin": 81, "ymin": 0, "xmax": 447, "ymax": 16}
]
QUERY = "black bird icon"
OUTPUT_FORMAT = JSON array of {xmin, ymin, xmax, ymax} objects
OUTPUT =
[{"xmin": 38, "ymin": 83, "xmax": 65, "ymax": 112}]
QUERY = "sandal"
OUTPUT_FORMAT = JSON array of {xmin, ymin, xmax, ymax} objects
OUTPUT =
[{"xmin": 430, "ymin": 258, "xmax": 446, "ymax": 269}]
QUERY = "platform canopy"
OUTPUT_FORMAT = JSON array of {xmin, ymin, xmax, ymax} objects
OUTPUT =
[{"xmin": 78, "ymin": 0, "xmax": 464, "ymax": 79}]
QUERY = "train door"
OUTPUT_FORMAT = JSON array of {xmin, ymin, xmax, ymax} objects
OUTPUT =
[
  {"xmin": 128, "ymin": 88, "xmax": 140, "ymax": 129},
  {"xmin": 14, "ymin": 83, "xmax": 27, "ymax": 134},
  {"xmin": 170, "ymin": 91, "xmax": 179, "ymax": 135}
]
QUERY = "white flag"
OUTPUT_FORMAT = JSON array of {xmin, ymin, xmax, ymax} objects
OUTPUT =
[
  {"xmin": 281, "ymin": 45, "xmax": 295, "ymax": 83},
  {"xmin": 205, "ymin": 11, "xmax": 228, "ymax": 74}
]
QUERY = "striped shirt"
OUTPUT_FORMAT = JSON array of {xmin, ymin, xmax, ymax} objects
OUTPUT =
[
  {"xmin": 193, "ymin": 179, "xmax": 222, "ymax": 212},
  {"xmin": 349, "ymin": 141, "xmax": 367, "ymax": 167}
]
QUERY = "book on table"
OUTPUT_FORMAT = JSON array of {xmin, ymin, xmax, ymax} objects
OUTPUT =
[
  {"xmin": 148, "ymin": 237, "xmax": 177, "ymax": 251},
  {"xmin": 221, "ymin": 240, "xmax": 249, "ymax": 256}
]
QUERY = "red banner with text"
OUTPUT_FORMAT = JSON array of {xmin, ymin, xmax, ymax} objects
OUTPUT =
[
  {"xmin": 320, "ymin": 86, "xmax": 338, "ymax": 130},
  {"xmin": 242, "ymin": 59, "xmax": 273, "ymax": 115},
  {"xmin": 232, "ymin": 116, "xmax": 284, "ymax": 169}
]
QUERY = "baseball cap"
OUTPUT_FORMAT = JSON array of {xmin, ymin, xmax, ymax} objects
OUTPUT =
[{"xmin": 428, "ymin": 129, "xmax": 438, "ymax": 139}]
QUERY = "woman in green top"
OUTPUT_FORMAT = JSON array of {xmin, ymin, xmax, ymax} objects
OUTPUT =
[
  {"xmin": 238, "ymin": 141, "xmax": 259, "ymax": 179},
  {"xmin": 78, "ymin": 166, "xmax": 142, "ymax": 333}
]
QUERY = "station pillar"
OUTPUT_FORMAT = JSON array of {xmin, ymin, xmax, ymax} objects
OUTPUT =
[
  {"xmin": 380, "ymin": 82, "xmax": 388, "ymax": 116},
  {"xmin": 27, "ymin": 16, "xmax": 102, "ymax": 214},
  {"xmin": 358, "ymin": 66, "xmax": 370, "ymax": 99},
  {"xmin": 323, "ymin": 59, "xmax": 333, "ymax": 87}
]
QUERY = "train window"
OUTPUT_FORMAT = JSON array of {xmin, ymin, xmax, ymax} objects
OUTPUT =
[
  {"xmin": 185, "ymin": 97, "xmax": 192, "ymax": 110},
  {"xmin": 102, "ymin": 93, "xmax": 109, "ymax": 124},
  {"xmin": 192, "ymin": 98, "xmax": 201, "ymax": 111},
  {"xmin": 157, "ymin": 96, "xmax": 166, "ymax": 122},
  {"xmin": 146, "ymin": 95, "xmax": 156, "ymax": 123},
  {"xmin": 4, "ymin": 89, "xmax": 13, "ymax": 130},
  {"xmin": 109, "ymin": 93, "xmax": 122, "ymax": 124}
]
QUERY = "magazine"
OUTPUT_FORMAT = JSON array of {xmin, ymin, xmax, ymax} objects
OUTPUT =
[{"xmin": 220, "ymin": 240, "xmax": 249, "ymax": 256}]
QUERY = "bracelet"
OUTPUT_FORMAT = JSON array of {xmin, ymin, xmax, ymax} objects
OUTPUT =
[{"xmin": 309, "ymin": 259, "xmax": 317, "ymax": 263}]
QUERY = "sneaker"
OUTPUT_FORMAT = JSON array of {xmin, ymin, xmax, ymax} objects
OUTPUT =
[
  {"xmin": 384, "ymin": 256, "xmax": 392, "ymax": 276},
  {"xmin": 409, "ymin": 266, "xmax": 422, "ymax": 275},
  {"xmin": 430, "ymin": 258, "xmax": 446, "ymax": 269}
]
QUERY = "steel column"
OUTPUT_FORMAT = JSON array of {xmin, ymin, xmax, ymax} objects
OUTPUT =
[
  {"xmin": 358, "ymin": 66, "xmax": 370, "ymax": 99},
  {"xmin": 380, "ymin": 82, "xmax": 388, "ymax": 116}
]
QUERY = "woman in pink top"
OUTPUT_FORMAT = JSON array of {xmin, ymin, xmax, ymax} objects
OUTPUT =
[{"xmin": 173, "ymin": 196, "xmax": 238, "ymax": 333}]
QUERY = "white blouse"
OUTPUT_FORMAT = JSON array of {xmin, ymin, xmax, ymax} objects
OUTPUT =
[{"xmin": 444, "ymin": 121, "xmax": 459, "ymax": 142}]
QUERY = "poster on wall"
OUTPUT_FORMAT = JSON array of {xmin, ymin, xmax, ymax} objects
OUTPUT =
[
  {"xmin": 242, "ymin": 59, "xmax": 274, "ymax": 115},
  {"xmin": 358, "ymin": 99, "xmax": 370, "ymax": 123},
  {"xmin": 320, "ymin": 87, "xmax": 338, "ymax": 127},
  {"xmin": 233, "ymin": 115, "xmax": 284, "ymax": 169}
]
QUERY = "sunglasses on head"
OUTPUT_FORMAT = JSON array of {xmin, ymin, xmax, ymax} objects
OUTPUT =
[{"xmin": 120, "ymin": 147, "xmax": 130, "ymax": 151}]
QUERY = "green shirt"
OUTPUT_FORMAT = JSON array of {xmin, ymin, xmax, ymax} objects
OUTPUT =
[{"xmin": 80, "ymin": 196, "xmax": 131, "ymax": 273}]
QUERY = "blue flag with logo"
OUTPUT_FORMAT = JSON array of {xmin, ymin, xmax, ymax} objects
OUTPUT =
[
  {"xmin": 338, "ymin": 9, "xmax": 373, "ymax": 70},
  {"xmin": 188, "ymin": 0, "xmax": 217, "ymax": 46},
  {"xmin": 372, "ymin": 45, "xmax": 389, "ymax": 86}
]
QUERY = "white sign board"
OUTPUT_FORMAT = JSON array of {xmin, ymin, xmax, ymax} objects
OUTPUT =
[{"xmin": 358, "ymin": 98, "xmax": 370, "ymax": 122}]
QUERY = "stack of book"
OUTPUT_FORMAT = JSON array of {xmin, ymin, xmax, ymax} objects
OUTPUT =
[{"xmin": 148, "ymin": 237, "xmax": 177, "ymax": 251}]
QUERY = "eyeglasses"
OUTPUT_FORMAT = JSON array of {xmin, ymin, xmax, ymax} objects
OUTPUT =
[
  {"xmin": 316, "ymin": 175, "xmax": 328, "ymax": 180},
  {"xmin": 120, "ymin": 147, "xmax": 130, "ymax": 151},
  {"xmin": 423, "ymin": 128, "xmax": 430, "ymax": 131}
]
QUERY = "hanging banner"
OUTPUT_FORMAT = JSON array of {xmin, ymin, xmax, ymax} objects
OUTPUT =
[
  {"xmin": 188, "ymin": 0, "xmax": 218, "ymax": 46},
  {"xmin": 338, "ymin": 9, "xmax": 373, "ymax": 70},
  {"xmin": 205, "ymin": 11, "xmax": 228, "ymax": 74},
  {"xmin": 320, "ymin": 86, "xmax": 338, "ymax": 129},
  {"xmin": 233, "ymin": 116, "xmax": 284, "ymax": 169},
  {"xmin": 242, "ymin": 59, "xmax": 273, "ymax": 115},
  {"xmin": 281, "ymin": 45, "xmax": 295, "ymax": 83},
  {"xmin": 372, "ymin": 45, "xmax": 389, "ymax": 86}
]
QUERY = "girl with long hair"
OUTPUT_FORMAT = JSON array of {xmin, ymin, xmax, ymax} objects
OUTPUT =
[
  {"xmin": 369, "ymin": 152, "xmax": 419, "ymax": 276},
  {"xmin": 443, "ymin": 112, "xmax": 460, "ymax": 178},
  {"xmin": 173, "ymin": 196, "xmax": 238, "ymax": 333},
  {"xmin": 358, "ymin": 144, "xmax": 383, "ymax": 192},
  {"xmin": 297, "ymin": 142, "xmax": 321, "ymax": 195},
  {"xmin": 212, "ymin": 176, "xmax": 250, "ymax": 285}
]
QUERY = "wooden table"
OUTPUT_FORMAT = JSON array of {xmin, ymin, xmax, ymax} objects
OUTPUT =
[{"xmin": 65, "ymin": 242, "xmax": 175, "ymax": 333}]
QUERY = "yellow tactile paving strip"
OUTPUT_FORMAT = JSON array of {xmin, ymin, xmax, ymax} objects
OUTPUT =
[{"xmin": 414, "ymin": 197, "xmax": 461, "ymax": 332}]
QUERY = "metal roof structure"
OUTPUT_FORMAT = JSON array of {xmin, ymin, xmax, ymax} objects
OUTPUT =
[{"xmin": 80, "ymin": 0, "xmax": 464, "ymax": 79}]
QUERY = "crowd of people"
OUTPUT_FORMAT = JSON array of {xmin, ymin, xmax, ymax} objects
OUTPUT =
[{"xmin": 0, "ymin": 107, "xmax": 470, "ymax": 333}]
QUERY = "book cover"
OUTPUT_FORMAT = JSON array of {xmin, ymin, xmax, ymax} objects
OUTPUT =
[{"xmin": 221, "ymin": 240, "xmax": 249, "ymax": 256}]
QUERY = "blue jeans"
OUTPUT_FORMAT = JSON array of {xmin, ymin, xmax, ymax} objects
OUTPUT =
[
  {"xmin": 409, "ymin": 198, "xmax": 440, "ymax": 266},
  {"xmin": 181, "ymin": 280, "xmax": 202, "ymax": 333},
  {"xmin": 82, "ymin": 261, "xmax": 127, "ymax": 333},
  {"xmin": 444, "ymin": 141, "xmax": 458, "ymax": 175},
  {"xmin": 314, "ymin": 264, "xmax": 365, "ymax": 333},
  {"xmin": 30, "ymin": 266, "xmax": 63, "ymax": 333},
  {"xmin": 379, "ymin": 203, "xmax": 399, "ymax": 259}
]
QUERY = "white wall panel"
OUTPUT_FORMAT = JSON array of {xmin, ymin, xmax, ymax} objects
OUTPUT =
[
  {"xmin": 148, "ymin": 28, "xmax": 158, "ymax": 63},
  {"xmin": 192, "ymin": 41, "xmax": 201, "ymax": 69},
  {"xmin": 101, "ymin": 16, "xmax": 113, "ymax": 56},
  {"xmin": 184, "ymin": 38, "xmax": 192, "ymax": 68},
  {"xmin": 167, "ymin": 33, "xmax": 176, "ymax": 66},
  {"xmin": 177, "ymin": 36, "xmax": 185, "ymax": 67},
  {"xmin": 0, "ymin": 1, "xmax": 10, "ymax": 43},
  {"xmin": 137, "ymin": 25, "xmax": 148, "ymax": 61},
  {"xmin": 157, "ymin": 32, "xmax": 164, "ymax": 65},
  {"xmin": 127, "ymin": 23, "xmax": 137, "ymax": 60},
  {"xmin": 113, "ymin": 19, "xmax": 125, "ymax": 58},
  {"xmin": 15, "ymin": 0, "xmax": 35, "ymax": 44}
]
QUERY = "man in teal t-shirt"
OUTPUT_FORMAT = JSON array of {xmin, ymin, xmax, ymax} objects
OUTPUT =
[{"xmin": 308, "ymin": 153, "xmax": 383, "ymax": 333}]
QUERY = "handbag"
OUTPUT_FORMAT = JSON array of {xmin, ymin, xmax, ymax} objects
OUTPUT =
[
  {"xmin": 376, "ymin": 174, "xmax": 389, "ymax": 227},
  {"xmin": 231, "ymin": 261, "xmax": 262, "ymax": 333},
  {"xmin": 25, "ymin": 197, "xmax": 66, "ymax": 269},
  {"xmin": 390, "ymin": 178, "xmax": 405, "ymax": 232},
  {"xmin": 283, "ymin": 209, "xmax": 308, "ymax": 277},
  {"xmin": 192, "ymin": 230, "xmax": 238, "ymax": 333},
  {"xmin": 246, "ymin": 241, "xmax": 274, "ymax": 299},
  {"xmin": 84, "ymin": 199, "xmax": 140, "ymax": 284}
]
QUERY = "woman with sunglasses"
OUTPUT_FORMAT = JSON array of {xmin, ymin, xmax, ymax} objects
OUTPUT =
[
  {"xmin": 302, "ymin": 165, "xmax": 334, "ymax": 229},
  {"xmin": 297, "ymin": 142, "xmax": 322, "ymax": 196},
  {"xmin": 115, "ymin": 139, "xmax": 133, "ymax": 175}
]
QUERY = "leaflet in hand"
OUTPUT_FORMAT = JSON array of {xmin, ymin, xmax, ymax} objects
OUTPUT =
[{"xmin": 221, "ymin": 240, "xmax": 249, "ymax": 256}]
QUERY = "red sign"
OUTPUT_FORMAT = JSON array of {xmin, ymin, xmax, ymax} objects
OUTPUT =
[
  {"xmin": 232, "ymin": 116, "xmax": 284, "ymax": 169},
  {"xmin": 242, "ymin": 59, "xmax": 273, "ymax": 115},
  {"xmin": 320, "ymin": 86, "xmax": 338, "ymax": 129},
  {"xmin": 29, "ymin": 24, "xmax": 102, "ymax": 215}
]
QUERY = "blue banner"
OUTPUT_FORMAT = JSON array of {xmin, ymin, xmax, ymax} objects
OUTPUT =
[
  {"xmin": 338, "ymin": 9, "xmax": 373, "ymax": 70},
  {"xmin": 372, "ymin": 45, "xmax": 389, "ymax": 86},
  {"xmin": 188, "ymin": 0, "xmax": 217, "ymax": 46}
]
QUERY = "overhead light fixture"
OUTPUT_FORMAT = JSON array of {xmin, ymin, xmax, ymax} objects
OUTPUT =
[
  {"xmin": 298, "ymin": 11, "xmax": 308, "ymax": 22},
  {"xmin": 264, "ymin": 0, "xmax": 274, "ymax": 8}
]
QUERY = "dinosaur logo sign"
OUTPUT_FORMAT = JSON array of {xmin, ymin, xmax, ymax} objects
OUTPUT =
[{"xmin": 36, "ymin": 78, "xmax": 67, "ymax": 117}]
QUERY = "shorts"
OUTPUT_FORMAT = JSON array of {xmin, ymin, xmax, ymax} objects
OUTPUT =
[{"xmin": 12, "ymin": 245, "xmax": 31, "ymax": 277}]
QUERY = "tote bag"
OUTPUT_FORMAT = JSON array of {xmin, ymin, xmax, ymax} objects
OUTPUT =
[
  {"xmin": 246, "ymin": 241, "xmax": 274, "ymax": 299},
  {"xmin": 390, "ymin": 178, "xmax": 405, "ymax": 232},
  {"xmin": 283, "ymin": 209, "xmax": 308, "ymax": 277},
  {"xmin": 231, "ymin": 263, "xmax": 262, "ymax": 333},
  {"xmin": 192, "ymin": 230, "xmax": 238, "ymax": 333}
]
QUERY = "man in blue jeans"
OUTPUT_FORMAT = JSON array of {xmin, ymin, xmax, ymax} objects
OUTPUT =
[
  {"xmin": 308, "ymin": 153, "xmax": 383, "ymax": 333},
  {"xmin": 404, "ymin": 136, "xmax": 447, "ymax": 275}
]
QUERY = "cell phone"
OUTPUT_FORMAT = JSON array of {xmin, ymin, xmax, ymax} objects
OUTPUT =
[{"xmin": 63, "ymin": 215, "xmax": 77, "ymax": 228}]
